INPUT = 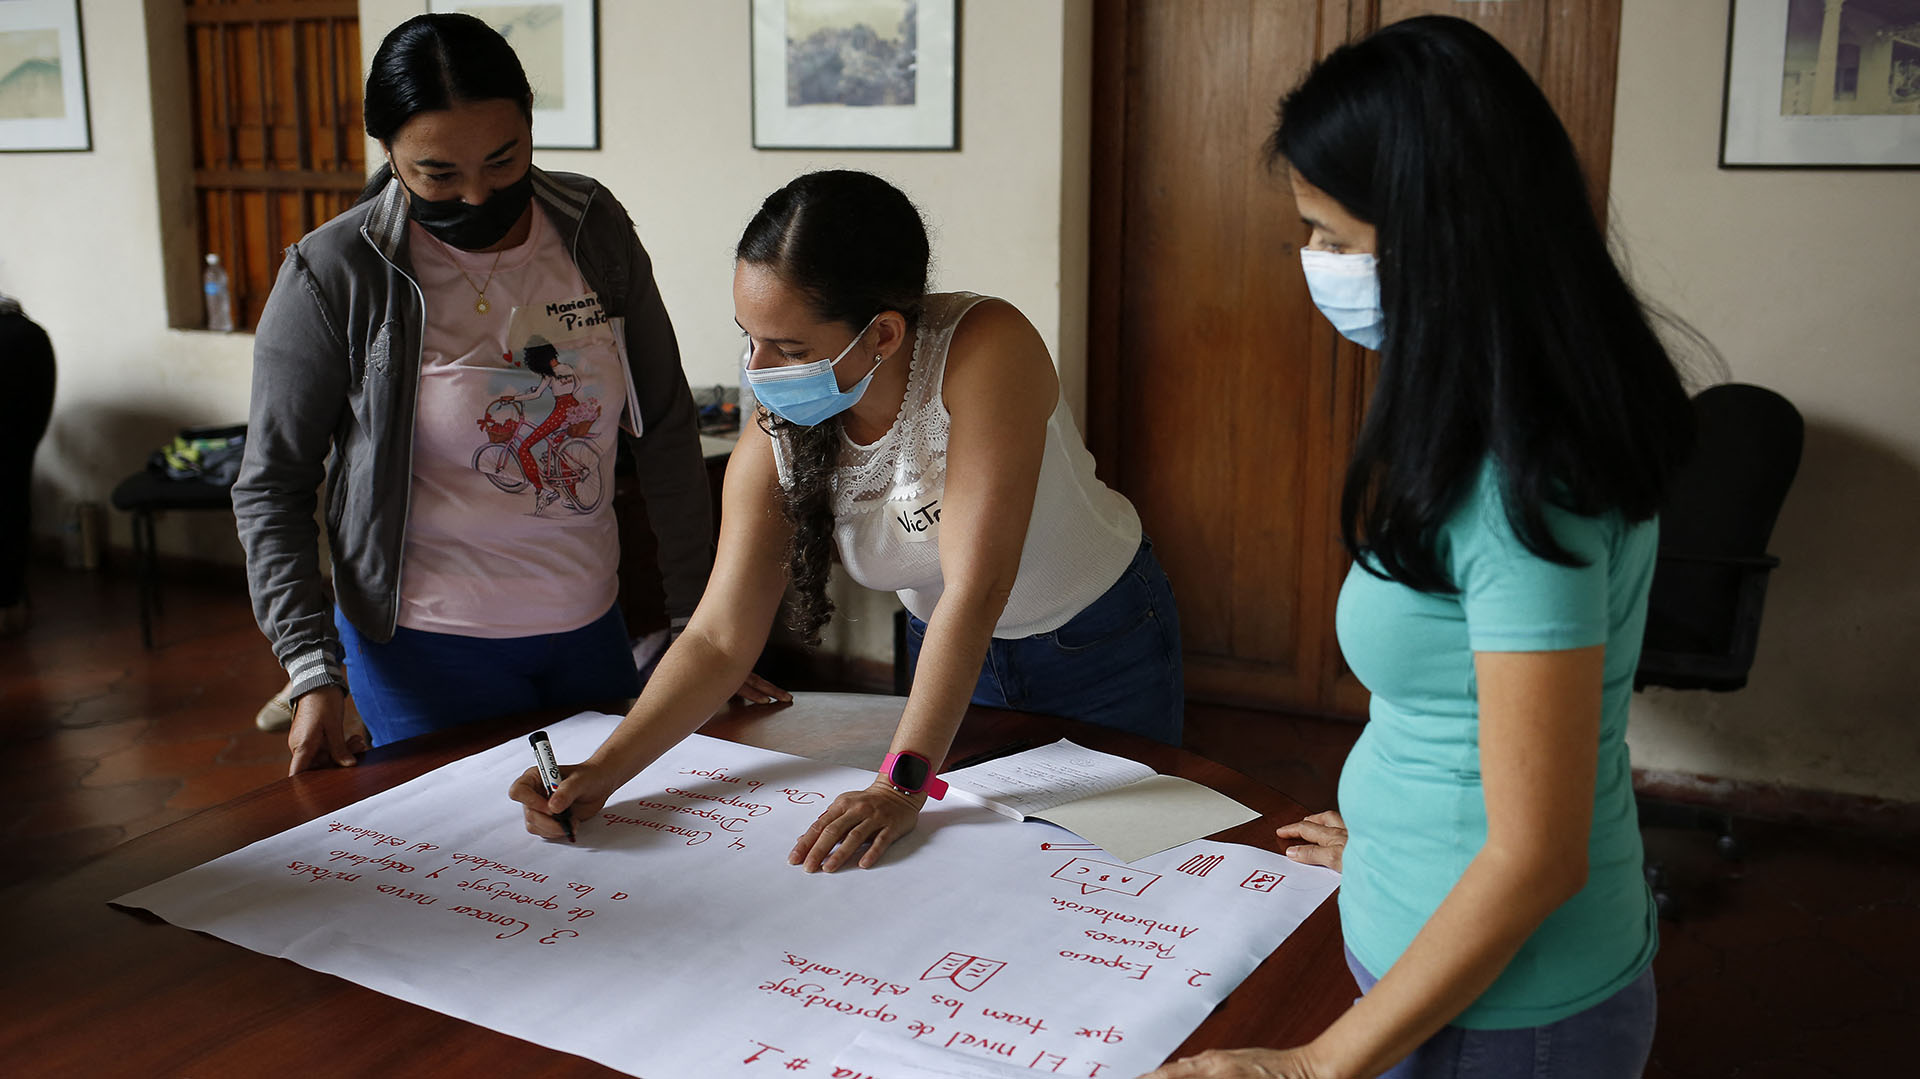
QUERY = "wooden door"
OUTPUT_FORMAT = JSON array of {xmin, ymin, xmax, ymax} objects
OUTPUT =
[{"xmin": 1087, "ymin": 0, "xmax": 1623, "ymax": 718}]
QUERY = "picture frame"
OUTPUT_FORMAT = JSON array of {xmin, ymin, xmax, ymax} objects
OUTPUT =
[
  {"xmin": 428, "ymin": 0, "xmax": 600, "ymax": 150},
  {"xmin": 752, "ymin": 0, "xmax": 959, "ymax": 151},
  {"xmin": 0, "ymin": 0, "xmax": 91, "ymax": 153},
  {"xmin": 1721, "ymin": 0, "xmax": 1920, "ymax": 168}
]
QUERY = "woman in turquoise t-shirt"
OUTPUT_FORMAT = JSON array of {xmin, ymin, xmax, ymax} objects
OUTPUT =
[{"xmin": 1147, "ymin": 17, "xmax": 1694, "ymax": 1079}]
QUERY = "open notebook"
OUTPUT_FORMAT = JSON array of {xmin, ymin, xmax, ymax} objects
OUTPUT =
[{"xmin": 941, "ymin": 739, "xmax": 1260, "ymax": 862}]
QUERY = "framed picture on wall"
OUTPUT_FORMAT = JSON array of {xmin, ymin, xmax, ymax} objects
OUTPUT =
[
  {"xmin": 1721, "ymin": 0, "xmax": 1920, "ymax": 167},
  {"xmin": 752, "ymin": 0, "xmax": 959, "ymax": 150},
  {"xmin": 428, "ymin": 0, "xmax": 600, "ymax": 150},
  {"xmin": 0, "ymin": 0, "xmax": 91, "ymax": 153}
]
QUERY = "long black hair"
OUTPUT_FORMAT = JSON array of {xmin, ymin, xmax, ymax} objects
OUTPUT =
[
  {"xmin": 364, "ymin": 13, "xmax": 533, "ymax": 143},
  {"xmin": 737, "ymin": 170, "xmax": 930, "ymax": 644},
  {"xmin": 1269, "ymin": 15, "xmax": 1693, "ymax": 593}
]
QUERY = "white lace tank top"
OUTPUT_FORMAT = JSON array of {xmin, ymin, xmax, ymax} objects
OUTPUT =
[{"xmin": 775, "ymin": 292, "xmax": 1143, "ymax": 639}]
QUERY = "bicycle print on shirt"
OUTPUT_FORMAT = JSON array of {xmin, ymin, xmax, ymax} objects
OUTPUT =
[{"xmin": 472, "ymin": 295, "xmax": 625, "ymax": 518}]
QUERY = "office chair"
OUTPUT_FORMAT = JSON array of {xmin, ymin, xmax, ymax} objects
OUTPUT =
[{"xmin": 1634, "ymin": 383, "xmax": 1804, "ymax": 917}]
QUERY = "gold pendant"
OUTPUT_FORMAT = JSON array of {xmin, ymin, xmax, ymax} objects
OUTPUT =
[{"xmin": 475, "ymin": 297, "xmax": 490, "ymax": 314}]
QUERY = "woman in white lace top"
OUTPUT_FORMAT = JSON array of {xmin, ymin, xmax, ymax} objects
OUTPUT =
[{"xmin": 512, "ymin": 170, "xmax": 1182, "ymax": 873}]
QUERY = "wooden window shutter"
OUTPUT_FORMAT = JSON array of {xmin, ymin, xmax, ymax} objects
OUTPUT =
[{"xmin": 184, "ymin": 0, "xmax": 364, "ymax": 331}]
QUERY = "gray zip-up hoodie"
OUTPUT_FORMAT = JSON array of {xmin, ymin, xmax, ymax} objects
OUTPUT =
[{"xmin": 233, "ymin": 167, "xmax": 713, "ymax": 702}]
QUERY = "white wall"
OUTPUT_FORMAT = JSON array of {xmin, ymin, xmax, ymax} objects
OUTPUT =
[
  {"xmin": 1610, "ymin": 0, "xmax": 1920, "ymax": 803},
  {"xmin": 5, "ymin": 0, "xmax": 1091, "ymax": 638},
  {"xmin": 3, "ymin": 0, "xmax": 256, "ymax": 565},
  {"xmin": 357, "ymin": 0, "xmax": 1091, "ymax": 399}
]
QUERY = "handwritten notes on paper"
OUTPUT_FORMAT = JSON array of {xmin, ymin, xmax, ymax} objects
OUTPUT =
[
  {"xmin": 943, "ymin": 739, "xmax": 1260, "ymax": 862},
  {"xmin": 113, "ymin": 709, "xmax": 1338, "ymax": 1079}
]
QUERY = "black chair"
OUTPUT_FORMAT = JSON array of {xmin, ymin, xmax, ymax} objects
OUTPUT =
[
  {"xmin": 109, "ymin": 471, "xmax": 235, "ymax": 649},
  {"xmin": 1634, "ymin": 383, "xmax": 1803, "ymax": 916},
  {"xmin": 1636, "ymin": 383, "xmax": 1805, "ymax": 692}
]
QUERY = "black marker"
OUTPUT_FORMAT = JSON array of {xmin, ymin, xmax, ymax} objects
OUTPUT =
[{"xmin": 528, "ymin": 730, "xmax": 575, "ymax": 842}]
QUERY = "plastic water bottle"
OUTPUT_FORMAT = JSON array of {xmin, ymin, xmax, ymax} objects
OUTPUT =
[{"xmin": 203, "ymin": 253, "xmax": 235, "ymax": 332}]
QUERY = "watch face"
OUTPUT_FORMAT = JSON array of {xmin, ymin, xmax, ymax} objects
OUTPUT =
[{"xmin": 890, "ymin": 753, "xmax": 931, "ymax": 792}]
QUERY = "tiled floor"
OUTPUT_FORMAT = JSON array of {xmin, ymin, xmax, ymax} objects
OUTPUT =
[{"xmin": 3, "ymin": 561, "xmax": 1911, "ymax": 1075}]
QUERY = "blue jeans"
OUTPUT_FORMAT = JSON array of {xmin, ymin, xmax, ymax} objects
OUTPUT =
[
  {"xmin": 335, "ymin": 604, "xmax": 641, "ymax": 747},
  {"xmin": 1346, "ymin": 946, "xmax": 1657, "ymax": 1079},
  {"xmin": 905, "ymin": 536, "xmax": 1184, "ymax": 744}
]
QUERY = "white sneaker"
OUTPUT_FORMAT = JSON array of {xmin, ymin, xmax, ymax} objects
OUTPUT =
[{"xmin": 255, "ymin": 681, "xmax": 296, "ymax": 731}]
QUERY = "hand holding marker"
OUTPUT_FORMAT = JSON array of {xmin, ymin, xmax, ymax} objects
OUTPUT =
[{"xmin": 529, "ymin": 731, "xmax": 575, "ymax": 842}]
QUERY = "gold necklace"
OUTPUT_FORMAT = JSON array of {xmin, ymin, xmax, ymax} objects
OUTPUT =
[{"xmin": 448, "ymin": 245, "xmax": 506, "ymax": 313}]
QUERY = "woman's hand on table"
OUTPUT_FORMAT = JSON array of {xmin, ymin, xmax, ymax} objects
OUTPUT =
[
  {"xmin": 1275, "ymin": 810, "xmax": 1347, "ymax": 872},
  {"xmin": 732, "ymin": 672, "xmax": 792, "ymax": 707},
  {"xmin": 287, "ymin": 685, "xmax": 369, "ymax": 775},
  {"xmin": 1140, "ymin": 1047, "xmax": 1329, "ymax": 1079},
  {"xmin": 789, "ymin": 781, "xmax": 923, "ymax": 872},
  {"xmin": 508, "ymin": 758, "xmax": 621, "ymax": 840}
]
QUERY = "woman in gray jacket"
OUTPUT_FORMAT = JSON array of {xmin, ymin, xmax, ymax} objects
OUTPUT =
[{"xmin": 235, "ymin": 14, "xmax": 774, "ymax": 774}]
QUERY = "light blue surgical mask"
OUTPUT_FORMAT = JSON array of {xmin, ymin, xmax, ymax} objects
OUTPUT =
[
  {"xmin": 1299, "ymin": 249, "xmax": 1385, "ymax": 350},
  {"xmin": 741, "ymin": 315, "xmax": 884, "ymax": 427}
]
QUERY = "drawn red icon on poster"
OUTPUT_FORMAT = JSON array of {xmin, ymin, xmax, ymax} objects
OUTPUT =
[
  {"xmin": 1240, "ymin": 870, "xmax": 1284, "ymax": 892},
  {"xmin": 922, "ymin": 952, "xmax": 1007, "ymax": 992},
  {"xmin": 1176, "ymin": 853, "xmax": 1224, "ymax": 877},
  {"xmin": 1052, "ymin": 857, "xmax": 1161, "ymax": 897}
]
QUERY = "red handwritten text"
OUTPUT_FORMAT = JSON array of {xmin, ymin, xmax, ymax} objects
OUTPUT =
[
  {"xmin": 1081, "ymin": 929, "xmax": 1177, "ymax": 959},
  {"xmin": 664, "ymin": 787, "xmax": 773, "ymax": 816},
  {"xmin": 979, "ymin": 1006, "xmax": 1046, "ymax": 1036},
  {"xmin": 455, "ymin": 877, "xmax": 560, "ymax": 909},
  {"xmin": 599, "ymin": 812, "xmax": 711, "ymax": 845},
  {"xmin": 327, "ymin": 850, "xmax": 415, "ymax": 873},
  {"xmin": 326, "ymin": 822, "xmax": 406, "ymax": 847},
  {"xmin": 944, "ymin": 1030, "xmax": 1018, "ymax": 1057},
  {"xmin": 1057, "ymin": 950, "xmax": 1153, "ymax": 980},
  {"xmin": 446, "ymin": 904, "xmax": 529, "ymax": 938},
  {"xmin": 783, "ymin": 952, "xmax": 912, "ymax": 996},
  {"xmin": 677, "ymin": 766, "xmax": 764, "ymax": 793},
  {"xmin": 285, "ymin": 861, "xmax": 359, "ymax": 883},
  {"xmin": 448, "ymin": 852, "xmax": 549, "ymax": 883},
  {"xmin": 756, "ymin": 977, "xmax": 901, "ymax": 1023}
]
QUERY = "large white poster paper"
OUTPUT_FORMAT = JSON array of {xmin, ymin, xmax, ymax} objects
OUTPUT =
[{"xmin": 114, "ymin": 710, "xmax": 1338, "ymax": 1078}]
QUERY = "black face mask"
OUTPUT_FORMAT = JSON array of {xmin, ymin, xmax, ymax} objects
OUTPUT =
[{"xmin": 397, "ymin": 167, "xmax": 534, "ymax": 251}]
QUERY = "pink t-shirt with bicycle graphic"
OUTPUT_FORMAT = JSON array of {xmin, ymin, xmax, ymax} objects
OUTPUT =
[{"xmin": 398, "ymin": 209, "xmax": 630, "ymax": 638}]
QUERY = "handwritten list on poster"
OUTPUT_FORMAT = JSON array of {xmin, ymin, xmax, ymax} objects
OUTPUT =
[{"xmin": 114, "ymin": 707, "xmax": 1339, "ymax": 1078}]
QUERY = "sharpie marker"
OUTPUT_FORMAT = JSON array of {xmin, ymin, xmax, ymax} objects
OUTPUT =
[{"xmin": 528, "ymin": 730, "xmax": 576, "ymax": 843}]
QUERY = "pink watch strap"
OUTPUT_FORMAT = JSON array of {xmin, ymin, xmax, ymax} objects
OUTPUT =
[{"xmin": 881, "ymin": 751, "xmax": 948, "ymax": 800}]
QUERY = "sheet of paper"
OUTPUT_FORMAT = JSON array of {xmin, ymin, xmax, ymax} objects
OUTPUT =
[
  {"xmin": 114, "ymin": 707, "xmax": 1338, "ymax": 1079},
  {"xmin": 1034, "ymin": 774, "xmax": 1261, "ymax": 864},
  {"xmin": 942, "ymin": 738, "xmax": 1157, "ymax": 818}
]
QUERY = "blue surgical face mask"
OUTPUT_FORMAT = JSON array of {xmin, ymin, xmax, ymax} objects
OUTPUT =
[
  {"xmin": 741, "ymin": 314, "xmax": 884, "ymax": 427},
  {"xmin": 1299, "ymin": 249, "xmax": 1385, "ymax": 350}
]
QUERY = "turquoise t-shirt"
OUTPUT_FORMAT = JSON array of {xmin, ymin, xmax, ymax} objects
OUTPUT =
[{"xmin": 1334, "ymin": 461, "xmax": 1659, "ymax": 1029}]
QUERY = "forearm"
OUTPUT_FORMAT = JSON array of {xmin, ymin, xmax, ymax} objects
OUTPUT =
[
  {"xmin": 1309, "ymin": 847, "xmax": 1583, "ymax": 1078},
  {"xmin": 235, "ymin": 494, "xmax": 342, "ymax": 697},
  {"xmin": 890, "ymin": 586, "xmax": 1008, "ymax": 767},
  {"xmin": 585, "ymin": 618, "xmax": 762, "ymax": 781}
]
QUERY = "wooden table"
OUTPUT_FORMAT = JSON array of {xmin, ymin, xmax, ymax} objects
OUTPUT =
[{"xmin": 0, "ymin": 697, "xmax": 1352, "ymax": 1075}]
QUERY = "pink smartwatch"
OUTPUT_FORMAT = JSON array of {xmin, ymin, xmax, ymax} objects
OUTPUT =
[{"xmin": 880, "ymin": 750, "xmax": 948, "ymax": 800}]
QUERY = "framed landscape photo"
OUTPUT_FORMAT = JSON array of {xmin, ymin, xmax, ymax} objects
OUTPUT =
[
  {"xmin": 0, "ymin": 0, "xmax": 92, "ymax": 153},
  {"xmin": 429, "ymin": 0, "xmax": 600, "ymax": 150},
  {"xmin": 1721, "ymin": 0, "xmax": 1920, "ymax": 167},
  {"xmin": 752, "ymin": 0, "xmax": 959, "ymax": 151}
]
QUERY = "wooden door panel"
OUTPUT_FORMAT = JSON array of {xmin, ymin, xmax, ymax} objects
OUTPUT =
[
  {"xmin": 1089, "ymin": 0, "xmax": 1619, "ymax": 718},
  {"xmin": 1371, "ymin": 1, "xmax": 1620, "ymax": 214},
  {"xmin": 1119, "ymin": 0, "xmax": 1329, "ymax": 702}
]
